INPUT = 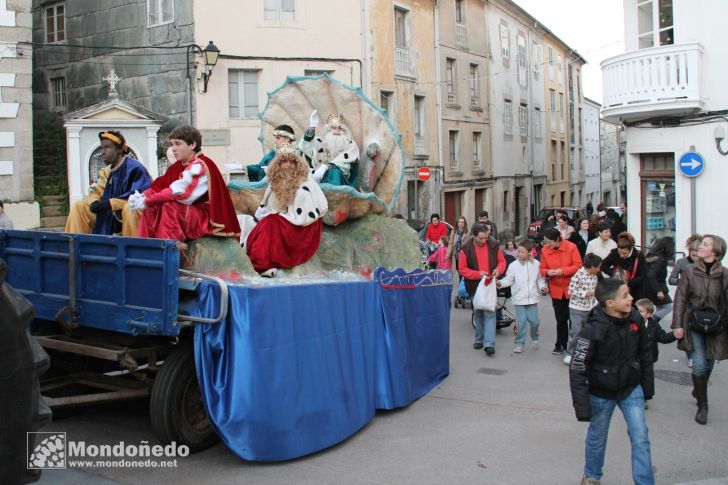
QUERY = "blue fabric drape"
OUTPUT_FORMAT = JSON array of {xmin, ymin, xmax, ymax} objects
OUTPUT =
[{"xmin": 188, "ymin": 269, "xmax": 451, "ymax": 462}]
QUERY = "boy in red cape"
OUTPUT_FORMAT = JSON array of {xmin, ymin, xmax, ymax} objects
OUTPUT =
[{"xmin": 130, "ymin": 125, "xmax": 240, "ymax": 243}]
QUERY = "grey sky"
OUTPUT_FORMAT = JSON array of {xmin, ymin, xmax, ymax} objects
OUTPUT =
[{"xmin": 512, "ymin": 0, "xmax": 625, "ymax": 104}]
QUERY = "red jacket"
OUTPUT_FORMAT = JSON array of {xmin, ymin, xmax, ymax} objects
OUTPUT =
[
  {"xmin": 539, "ymin": 239, "xmax": 583, "ymax": 299},
  {"xmin": 425, "ymin": 222, "xmax": 449, "ymax": 243}
]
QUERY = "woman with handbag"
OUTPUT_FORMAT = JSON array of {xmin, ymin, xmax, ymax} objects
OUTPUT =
[{"xmin": 672, "ymin": 234, "xmax": 728, "ymax": 425}]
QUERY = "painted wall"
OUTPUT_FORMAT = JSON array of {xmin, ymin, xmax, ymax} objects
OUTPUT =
[{"xmin": 191, "ymin": 1, "xmax": 363, "ymax": 169}]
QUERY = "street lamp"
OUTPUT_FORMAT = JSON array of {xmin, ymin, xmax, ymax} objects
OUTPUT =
[{"xmin": 186, "ymin": 40, "xmax": 220, "ymax": 94}]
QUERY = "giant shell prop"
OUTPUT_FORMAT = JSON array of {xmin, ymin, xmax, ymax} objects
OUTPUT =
[{"xmin": 228, "ymin": 75, "xmax": 405, "ymax": 226}]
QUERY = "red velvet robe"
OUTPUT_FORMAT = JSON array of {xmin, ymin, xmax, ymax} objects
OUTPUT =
[{"xmin": 138, "ymin": 153, "xmax": 240, "ymax": 241}]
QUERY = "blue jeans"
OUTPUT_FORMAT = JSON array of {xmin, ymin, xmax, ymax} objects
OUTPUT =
[
  {"xmin": 473, "ymin": 309, "xmax": 497, "ymax": 348},
  {"xmin": 690, "ymin": 330, "xmax": 715, "ymax": 376},
  {"xmin": 584, "ymin": 385, "xmax": 654, "ymax": 485},
  {"xmin": 514, "ymin": 304, "xmax": 540, "ymax": 346}
]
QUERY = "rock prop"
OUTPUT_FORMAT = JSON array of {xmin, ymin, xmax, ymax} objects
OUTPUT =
[{"xmin": 182, "ymin": 214, "xmax": 421, "ymax": 280}]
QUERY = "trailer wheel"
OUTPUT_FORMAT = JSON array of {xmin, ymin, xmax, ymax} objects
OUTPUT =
[{"xmin": 150, "ymin": 343, "xmax": 218, "ymax": 452}]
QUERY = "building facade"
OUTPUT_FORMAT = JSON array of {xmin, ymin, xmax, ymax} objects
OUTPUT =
[
  {"xmin": 439, "ymin": 0, "xmax": 490, "ymax": 228},
  {"xmin": 599, "ymin": 118, "xmax": 622, "ymax": 207},
  {"xmin": 602, "ymin": 0, "xmax": 728, "ymax": 247},
  {"xmin": 370, "ymin": 0, "xmax": 440, "ymax": 224},
  {"xmin": 582, "ymin": 97, "xmax": 600, "ymax": 206},
  {"xmin": 1, "ymin": 0, "xmax": 38, "ymax": 227},
  {"xmin": 486, "ymin": 0, "xmax": 549, "ymax": 239},
  {"xmin": 542, "ymin": 33, "xmax": 570, "ymax": 209},
  {"xmin": 566, "ymin": 52, "xmax": 586, "ymax": 208}
]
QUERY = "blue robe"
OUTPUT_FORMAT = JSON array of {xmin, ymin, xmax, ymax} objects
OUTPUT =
[
  {"xmin": 246, "ymin": 150, "xmax": 276, "ymax": 182},
  {"xmin": 93, "ymin": 157, "xmax": 152, "ymax": 235}
]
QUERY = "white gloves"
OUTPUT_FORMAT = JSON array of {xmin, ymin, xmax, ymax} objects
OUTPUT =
[
  {"xmin": 128, "ymin": 191, "xmax": 146, "ymax": 211},
  {"xmin": 262, "ymin": 165, "xmax": 269, "ymax": 175},
  {"xmin": 255, "ymin": 206, "xmax": 270, "ymax": 221},
  {"xmin": 309, "ymin": 109, "xmax": 320, "ymax": 128},
  {"xmin": 312, "ymin": 164, "xmax": 328, "ymax": 182}
]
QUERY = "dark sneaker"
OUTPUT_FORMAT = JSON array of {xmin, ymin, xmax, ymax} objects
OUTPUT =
[
  {"xmin": 473, "ymin": 342, "xmax": 483, "ymax": 350},
  {"xmin": 551, "ymin": 346, "xmax": 563, "ymax": 355},
  {"xmin": 484, "ymin": 347, "xmax": 495, "ymax": 356}
]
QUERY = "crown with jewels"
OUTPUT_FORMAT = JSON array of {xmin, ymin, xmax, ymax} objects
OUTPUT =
[
  {"xmin": 274, "ymin": 145, "xmax": 298, "ymax": 156},
  {"xmin": 326, "ymin": 114, "xmax": 346, "ymax": 126}
]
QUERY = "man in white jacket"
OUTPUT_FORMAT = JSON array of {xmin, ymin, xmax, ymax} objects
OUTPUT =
[{"xmin": 498, "ymin": 240, "xmax": 549, "ymax": 353}]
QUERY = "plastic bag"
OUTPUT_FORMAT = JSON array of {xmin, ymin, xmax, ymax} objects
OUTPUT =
[{"xmin": 472, "ymin": 276, "xmax": 497, "ymax": 311}]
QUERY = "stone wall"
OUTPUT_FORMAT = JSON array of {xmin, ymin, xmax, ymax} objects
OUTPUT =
[
  {"xmin": 1, "ymin": 0, "xmax": 35, "ymax": 203},
  {"xmin": 32, "ymin": 0, "xmax": 194, "ymax": 129}
]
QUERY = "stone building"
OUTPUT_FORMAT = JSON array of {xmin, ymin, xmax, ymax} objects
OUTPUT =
[
  {"xmin": 439, "ymin": 0, "xmax": 490, "ymax": 228},
  {"xmin": 1, "ymin": 0, "xmax": 38, "ymax": 228}
]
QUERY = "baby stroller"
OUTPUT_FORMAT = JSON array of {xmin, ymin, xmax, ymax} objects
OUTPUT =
[
  {"xmin": 454, "ymin": 277, "xmax": 471, "ymax": 308},
  {"xmin": 469, "ymin": 254, "xmax": 516, "ymax": 331}
]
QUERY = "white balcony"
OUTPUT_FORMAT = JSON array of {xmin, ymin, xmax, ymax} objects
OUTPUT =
[
  {"xmin": 395, "ymin": 46, "xmax": 414, "ymax": 77},
  {"xmin": 601, "ymin": 42, "xmax": 703, "ymax": 123},
  {"xmin": 456, "ymin": 22, "xmax": 466, "ymax": 45}
]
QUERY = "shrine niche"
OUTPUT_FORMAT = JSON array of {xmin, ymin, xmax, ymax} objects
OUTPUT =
[{"xmin": 63, "ymin": 71, "xmax": 167, "ymax": 205}]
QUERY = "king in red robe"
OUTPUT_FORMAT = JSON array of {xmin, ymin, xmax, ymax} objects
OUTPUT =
[{"xmin": 132, "ymin": 126, "xmax": 240, "ymax": 242}]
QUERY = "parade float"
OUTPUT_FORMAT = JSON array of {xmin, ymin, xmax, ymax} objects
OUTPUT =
[{"xmin": 0, "ymin": 75, "xmax": 452, "ymax": 462}]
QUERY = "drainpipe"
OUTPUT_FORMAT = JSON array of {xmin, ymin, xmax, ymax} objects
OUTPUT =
[
  {"xmin": 434, "ymin": 0, "xmax": 444, "ymax": 217},
  {"xmin": 360, "ymin": 0, "xmax": 369, "ymax": 97},
  {"xmin": 527, "ymin": 26, "xmax": 535, "ymax": 223}
]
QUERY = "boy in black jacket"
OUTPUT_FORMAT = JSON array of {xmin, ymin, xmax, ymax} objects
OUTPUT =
[
  {"xmin": 569, "ymin": 279, "xmax": 655, "ymax": 485},
  {"xmin": 635, "ymin": 298, "xmax": 684, "ymax": 409}
]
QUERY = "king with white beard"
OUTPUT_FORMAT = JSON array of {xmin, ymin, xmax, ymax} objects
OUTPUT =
[{"xmin": 302, "ymin": 113, "xmax": 360, "ymax": 187}]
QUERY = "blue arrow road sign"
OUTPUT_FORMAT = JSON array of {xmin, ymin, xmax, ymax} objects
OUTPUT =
[{"xmin": 678, "ymin": 151, "xmax": 705, "ymax": 177}]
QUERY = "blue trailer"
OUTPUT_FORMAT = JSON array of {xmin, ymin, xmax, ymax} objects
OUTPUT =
[
  {"xmin": 0, "ymin": 229, "xmax": 229, "ymax": 451},
  {"xmin": 0, "ymin": 228, "xmax": 452, "ymax": 460}
]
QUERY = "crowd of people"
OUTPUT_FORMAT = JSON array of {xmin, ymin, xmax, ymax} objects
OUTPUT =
[{"xmin": 424, "ymin": 208, "xmax": 727, "ymax": 485}]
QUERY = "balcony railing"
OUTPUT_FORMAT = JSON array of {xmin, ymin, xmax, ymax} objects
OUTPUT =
[
  {"xmin": 456, "ymin": 22, "xmax": 466, "ymax": 45},
  {"xmin": 395, "ymin": 46, "xmax": 414, "ymax": 76},
  {"xmin": 601, "ymin": 42, "xmax": 703, "ymax": 122},
  {"xmin": 447, "ymin": 92, "xmax": 457, "ymax": 105},
  {"xmin": 470, "ymin": 95, "xmax": 480, "ymax": 110}
]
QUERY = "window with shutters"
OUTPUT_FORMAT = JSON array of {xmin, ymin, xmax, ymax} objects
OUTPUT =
[
  {"xmin": 148, "ymin": 0, "xmax": 174, "ymax": 26},
  {"xmin": 449, "ymin": 130, "xmax": 459, "ymax": 171},
  {"xmin": 472, "ymin": 132, "xmax": 482, "ymax": 169},
  {"xmin": 532, "ymin": 43, "xmax": 542, "ymax": 77},
  {"xmin": 446, "ymin": 58, "xmax": 457, "ymax": 105},
  {"xmin": 228, "ymin": 70, "xmax": 259, "ymax": 118},
  {"xmin": 45, "ymin": 3, "xmax": 65, "ymax": 43},
  {"xmin": 50, "ymin": 76, "xmax": 66, "ymax": 109},
  {"xmin": 517, "ymin": 35, "xmax": 527, "ymax": 86},
  {"xmin": 500, "ymin": 24, "xmax": 510, "ymax": 59},
  {"xmin": 504, "ymin": 100, "xmax": 513, "ymax": 136},
  {"xmin": 519, "ymin": 104, "xmax": 528, "ymax": 137},
  {"xmin": 264, "ymin": 0, "xmax": 295, "ymax": 21}
]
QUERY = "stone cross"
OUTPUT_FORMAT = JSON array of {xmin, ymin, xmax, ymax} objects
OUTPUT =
[{"xmin": 102, "ymin": 69, "xmax": 121, "ymax": 98}]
